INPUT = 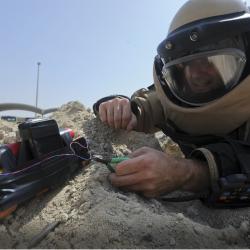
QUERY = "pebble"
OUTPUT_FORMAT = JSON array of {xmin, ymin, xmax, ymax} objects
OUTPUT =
[
  {"xmin": 0, "ymin": 225, "xmax": 7, "ymax": 232},
  {"xmin": 62, "ymin": 216, "xmax": 70, "ymax": 224},
  {"xmin": 65, "ymin": 187, "xmax": 71, "ymax": 194},
  {"xmin": 222, "ymin": 225, "xmax": 239, "ymax": 245},
  {"xmin": 3, "ymin": 132, "xmax": 17, "ymax": 143},
  {"xmin": 193, "ymin": 226, "xmax": 200, "ymax": 235},
  {"xmin": 133, "ymin": 207, "xmax": 143, "ymax": 214},
  {"xmin": 239, "ymin": 221, "xmax": 249, "ymax": 234},
  {"xmin": 176, "ymin": 213, "xmax": 185, "ymax": 221},
  {"xmin": 141, "ymin": 233, "xmax": 153, "ymax": 242},
  {"xmin": 82, "ymin": 190, "xmax": 92, "ymax": 199},
  {"xmin": 117, "ymin": 194, "xmax": 128, "ymax": 201},
  {"xmin": 169, "ymin": 237, "xmax": 176, "ymax": 246},
  {"xmin": 186, "ymin": 206, "xmax": 199, "ymax": 216}
]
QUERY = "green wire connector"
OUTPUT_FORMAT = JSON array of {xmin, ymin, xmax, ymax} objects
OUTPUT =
[{"xmin": 106, "ymin": 156, "xmax": 130, "ymax": 172}]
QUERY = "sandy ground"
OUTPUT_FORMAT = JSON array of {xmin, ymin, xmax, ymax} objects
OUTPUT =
[{"xmin": 0, "ymin": 101, "xmax": 250, "ymax": 248}]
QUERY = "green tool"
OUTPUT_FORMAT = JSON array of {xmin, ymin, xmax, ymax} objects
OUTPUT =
[{"xmin": 92, "ymin": 155, "xmax": 130, "ymax": 172}]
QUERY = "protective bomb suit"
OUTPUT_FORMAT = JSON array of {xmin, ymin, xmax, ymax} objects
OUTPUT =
[{"xmin": 94, "ymin": 0, "xmax": 250, "ymax": 207}]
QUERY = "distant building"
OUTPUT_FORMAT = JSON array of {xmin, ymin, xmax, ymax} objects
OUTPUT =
[
  {"xmin": 0, "ymin": 116, "xmax": 35, "ymax": 123},
  {"xmin": 1, "ymin": 116, "xmax": 16, "ymax": 122}
]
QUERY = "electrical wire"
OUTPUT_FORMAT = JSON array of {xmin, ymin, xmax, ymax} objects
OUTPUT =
[{"xmin": 0, "ymin": 140, "xmax": 91, "ymax": 177}]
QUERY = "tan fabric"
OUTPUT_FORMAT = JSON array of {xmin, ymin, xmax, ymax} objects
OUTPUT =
[
  {"xmin": 131, "ymin": 65, "xmax": 250, "ymax": 136},
  {"xmin": 131, "ymin": 89, "xmax": 163, "ymax": 133},
  {"xmin": 168, "ymin": 0, "xmax": 248, "ymax": 34},
  {"xmin": 190, "ymin": 148, "xmax": 219, "ymax": 190}
]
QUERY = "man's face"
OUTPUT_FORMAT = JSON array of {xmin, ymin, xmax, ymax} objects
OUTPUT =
[{"xmin": 183, "ymin": 58, "xmax": 224, "ymax": 94}]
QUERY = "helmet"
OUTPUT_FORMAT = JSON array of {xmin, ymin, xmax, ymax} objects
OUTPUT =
[{"xmin": 156, "ymin": 0, "xmax": 250, "ymax": 106}]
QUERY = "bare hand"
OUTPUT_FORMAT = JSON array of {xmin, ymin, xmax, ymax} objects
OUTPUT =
[
  {"xmin": 109, "ymin": 147, "xmax": 210, "ymax": 197},
  {"xmin": 99, "ymin": 97, "xmax": 137, "ymax": 131}
]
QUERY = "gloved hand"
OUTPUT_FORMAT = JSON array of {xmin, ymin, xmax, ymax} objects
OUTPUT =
[
  {"xmin": 99, "ymin": 97, "xmax": 137, "ymax": 131},
  {"xmin": 109, "ymin": 147, "xmax": 210, "ymax": 197}
]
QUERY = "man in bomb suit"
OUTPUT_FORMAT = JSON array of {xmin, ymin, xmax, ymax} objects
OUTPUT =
[{"xmin": 93, "ymin": 0, "xmax": 250, "ymax": 207}]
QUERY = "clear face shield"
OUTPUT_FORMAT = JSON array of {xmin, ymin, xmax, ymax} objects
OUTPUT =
[{"xmin": 161, "ymin": 49, "xmax": 246, "ymax": 106}]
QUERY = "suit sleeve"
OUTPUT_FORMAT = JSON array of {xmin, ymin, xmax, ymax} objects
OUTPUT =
[
  {"xmin": 130, "ymin": 87, "xmax": 165, "ymax": 133},
  {"xmin": 190, "ymin": 137, "xmax": 250, "ymax": 207},
  {"xmin": 92, "ymin": 85, "xmax": 165, "ymax": 134}
]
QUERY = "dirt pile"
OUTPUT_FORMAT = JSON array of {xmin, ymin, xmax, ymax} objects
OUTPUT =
[{"xmin": 0, "ymin": 101, "xmax": 250, "ymax": 248}]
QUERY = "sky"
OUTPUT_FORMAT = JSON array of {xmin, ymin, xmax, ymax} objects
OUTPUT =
[{"xmin": 1, "ymin": 0, "xmax": 250, "ymax": 116}]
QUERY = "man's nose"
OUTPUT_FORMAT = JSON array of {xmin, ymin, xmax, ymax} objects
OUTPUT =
[{"xmin": 189, "ymin": 61, "xmax": 212, "ymax": 76}]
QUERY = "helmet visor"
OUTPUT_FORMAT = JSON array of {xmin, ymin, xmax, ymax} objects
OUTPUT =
[{"xmin": 161, "ymin": 49, "xmax": 246, "ymax": 106}]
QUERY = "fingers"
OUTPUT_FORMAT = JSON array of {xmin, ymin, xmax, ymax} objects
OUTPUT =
[
  {"xmin": 109, "ymin": 155, "xmax": 149, "ymax": 185},
  {"xmin": 108, "ymin": 148, "xmax": 169, "ymax": 197},
  {"xmin": 121, "ymin": 101, "xmax": 132, "ymax": 129},
  {"xmin": 98, "ymin": 98, "xmax": 135, "ymax": 130},
  {"xmin": 109, "ymin": 172, "xmax": 144, "ymax": 187},
  {"xmin": 130, "ymin": 147, "xmax": 152, "ymax": 158},
  {"xmin": 124, "ymin": 184, "xmax": 158, "ymax": 198},
  {"xmin": 115, "ymin": 156, "xmax": 144, "ymax": 175},
  {"xmin": 99, "ymin": 100, "xmax": 116, "ymax": 126},
  {"xmin": 108, "ymin": 147, "xmax": 186, "ymax": 198},
  {"xmin": 107, "ymin": 105, "xmax": 114, "ymax": 126},
  {"xmin": 109, "ymin": 175, "xmax": 158, "ymax": 198},
  {"xmin": 114, "ymin": 104, "xmax": 122, "ymax": 129},
  {"xmin": 99, "ymin": 102, "xmax": 108, "ymax": 123}
]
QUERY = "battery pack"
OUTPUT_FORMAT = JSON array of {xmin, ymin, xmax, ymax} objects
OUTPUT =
[{"xmin": 17, "ymin": 118, "xmax": 64, "ymax": 165}]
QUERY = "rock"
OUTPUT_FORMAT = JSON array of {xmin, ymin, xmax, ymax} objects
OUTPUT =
[
  {"xmin": 176, "ymin": 213, "xmax": 185, "ymax": 221},
  {"xmin": 169, "ymin": 237, "xmax": 176, "ymax": 246},
  {"xmin": 3, "ymin": 132, "xmax": 17, "ymax": 143},
  {"xmin": 2, "ymin": 125, "xmax": 13, "ymax": 133},
  {"xmin": 239, "ymin": 221, "xmax": 249, "ymax": 234},
  {"xmin": 222, "ymin": 225, "xmax": 239, "ymax": 245}
]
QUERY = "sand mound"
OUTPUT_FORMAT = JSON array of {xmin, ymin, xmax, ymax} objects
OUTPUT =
[{"xmin": 1, "ymin": 101, "xmax": 250, "ymax": 248}]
